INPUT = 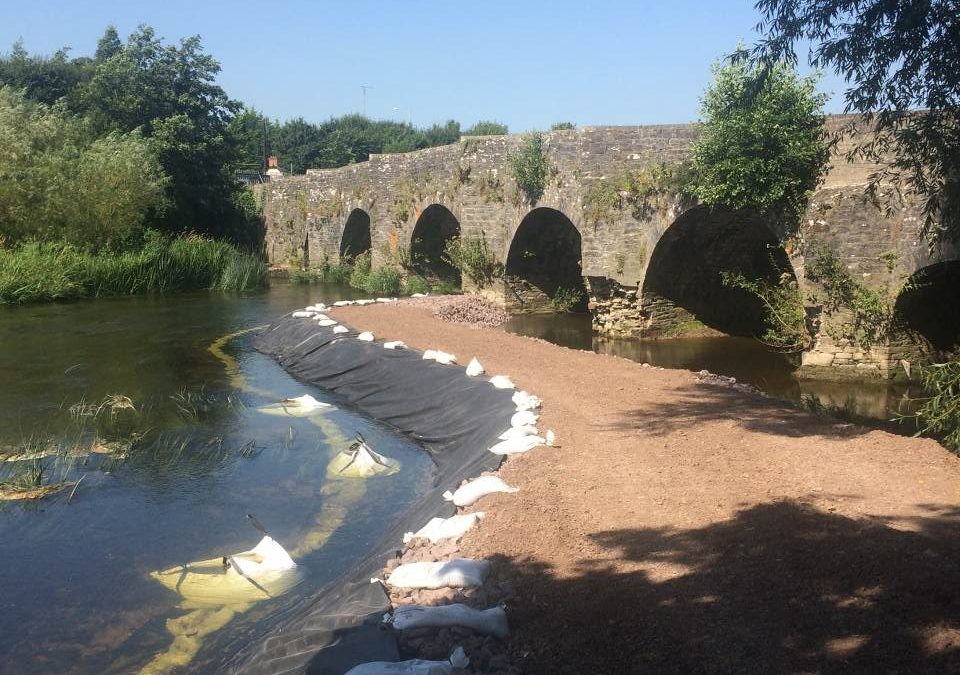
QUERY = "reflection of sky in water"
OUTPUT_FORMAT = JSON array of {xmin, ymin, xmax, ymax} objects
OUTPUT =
[
  {"xmin": 0, "ymin": 284, "xmax": 434, "ymax": 674},
  {"xmin": 505, "ymin": 313, "xmax": 917, "ymax": 425}
]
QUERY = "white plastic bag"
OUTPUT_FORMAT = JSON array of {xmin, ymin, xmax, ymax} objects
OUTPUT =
[
  {"xmin": 512, "ymin": 390, "xmax": 542, "ymax": 411},
  {"xmin": 357, "ymin": 331, "xmax": 375, "ymax": 342},
  {"xmin": 333, "ymin": 325, "xmax": 350, "ymax": 334},
  {"xmin": 344, "ymin": 647, "xmax": 468, "ymax": 675},
  {"xmin": 489, "ymin": 375, "xmax": 515, "ymax": 389},
  {"xmin": 383, "ymin": 341, "xmax": 406, "ymax": 350},
  {"xmin": 488, "ymin": 435, "xmax": 545, "ymax": 456},
  {"xmin": 443, "ymin": 475, "xmax": 518, "ymax": 507},
  {"xmin": 386, "ymin": 558, "xmax": 490, "ymax": 589},
  {"xmin": 258, "ymin": 394, "xmax": 332, "ymax": 417},
  {"xmin": 465, "ymin": 357, "xmax": 485, "ymax": 377},
  {"xmin": 292, "ymin": 310, "xmax": 315, "ymax": 318},
  {"xmin": 403, "ymin": 512, "xmax": 485, "ymax": 544},
  {"xmin": 498, "ymin": 425, "xmax": 538, "ymax": 441},
  {"xmin": 392, "ymin": 604, "xmax": 508, "ymax": 639},
  {"xmin": 511, "ymin": 410, "xmax": 539, "ymax": 428}
]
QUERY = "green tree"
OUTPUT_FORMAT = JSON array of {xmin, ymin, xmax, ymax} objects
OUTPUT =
[
  {"xmin": 550, "ymin": 121, "xmax": 575, "ymax": 131},
  {"xmin": 464, "ymin": 120, "xmax": 508, "ymax": 136},
  {"xmin": 80, "ymin": 26, "xmax": 251, "ymax": 243},
  {"xmin": 0, "ymin": 40, "xmax": 93, "ymax": 106},
  {"xmin": 94, "ymin": 26, "xmax": 122, "ymax": 61},
  {"xmin": 753, "ymin": 0, "xmax": 960, "ymax": 244},
  {"xmin": 0, "ymin": 87, "xmax": 166, "ymax": 250},
  {"xmin": 691, "ymin": 52, "xmax": 830, "ymax": 233}
]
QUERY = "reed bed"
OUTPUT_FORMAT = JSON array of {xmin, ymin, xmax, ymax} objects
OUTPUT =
[{"xmin": 0, "ymin": 235, "xmax": 267, "ymax": 304}]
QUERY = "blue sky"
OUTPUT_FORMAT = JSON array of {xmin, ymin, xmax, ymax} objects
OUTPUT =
[{"xmin": 0, "ymin": 0, "xmax": 848, "ymax": 130}]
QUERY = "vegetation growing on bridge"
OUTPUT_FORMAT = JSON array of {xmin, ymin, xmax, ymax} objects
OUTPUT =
[
  {"xmin": 442, "ymin": 234, "xmax": 503, "ymax": 289},
  {"xmin": 509, "ymin": 134, "xmax": 549, "ymax": 205},
  {"xmin": 582, "ymin": 162, "xmax": 696, "ymax": 227},
  {"xmin": 691, "ymin": 50, "xmax": 830, "ymax": 237}
]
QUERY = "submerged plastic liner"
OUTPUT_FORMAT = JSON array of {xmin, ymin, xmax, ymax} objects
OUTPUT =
[{"xmin": 226, "ymin": 314, "xmax": 515, "ymax": 674}]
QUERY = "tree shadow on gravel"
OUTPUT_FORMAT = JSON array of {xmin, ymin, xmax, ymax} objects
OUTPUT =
[
  {"xmin": 493, "ymin": 500, "xmax": 960, "ymax": 675},
  {"xmin": 606, "ymin": 383, "xmax": 878, "ymax": 439}
]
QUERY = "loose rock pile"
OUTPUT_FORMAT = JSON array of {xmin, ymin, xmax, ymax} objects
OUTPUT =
[{"xmin": 430, "ymin": 297, "xmax": 509, "ymax": 329}]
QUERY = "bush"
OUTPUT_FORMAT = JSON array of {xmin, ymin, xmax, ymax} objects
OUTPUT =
[
  {"xmin": 363, "ymin": 268, "xmax": 403, "ymax": 296},
  {"xmin": 899, "ymin": 360, "xmax": 960, "ymax": 452},
  {"xmin": 442, "ymin": 234, "xmax": 503, "ymax": 289},
  {"xmin": 0, "ymin": 234, "xmax": 265, "ymax": 304},
  {"xmin": 509, "ymin": 134, "xmax": 549, "ymax": 205},
  {"xmin": 550, "ymin": 286, "xmax": 584, "ymax": 312},
  {"xmin": 721, "ymin": 270, "xmax": 808, "ymax": 351},
  {"xmin": 0, "ymin": 86, "xmax": 167, "ymax": 250},
  {"xmin": 404, "ymin": 275, "xmax": 431, "ymax": 295}
]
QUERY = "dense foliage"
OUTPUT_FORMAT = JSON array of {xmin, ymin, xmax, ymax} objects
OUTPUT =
[
  {"xmin": 903, "ymin": 361, "xmax": 960, "ymax": 452},
  {"xmin": 463, "ymin": 120, "xmax": 509, "ymax": 136},
  {"xmin": 691, "ymin": 53, "xmax": 831, "ymax": 234},
  {"xmin": 0, "ymin": 87, "xmax": 166, "ymax": 250},
  {"xmin": 442, "ymin": 234, "xmax": 504, "ymax": 289},
  {"xmin": 0, "ymin": 234, "xmax": 265, "ymax": 304},
  {"xmin": 753, "ymin": 0, "xmax": 960, "ymax": 245},
  {"xmin": 231, "ymin": 111, "xmax": 471, "ymax": 174}
]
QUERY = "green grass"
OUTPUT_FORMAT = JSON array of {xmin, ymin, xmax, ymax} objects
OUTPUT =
[{"xmin": 0, "ymin": 235, "xmax": 267, "ymax": 304}]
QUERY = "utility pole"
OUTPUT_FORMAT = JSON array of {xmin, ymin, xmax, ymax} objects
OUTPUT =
[{"xmin": 360, "ymin": 85, "xmax": 372, "ymax": 117}]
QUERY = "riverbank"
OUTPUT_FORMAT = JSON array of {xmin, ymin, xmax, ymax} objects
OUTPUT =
[
  {"xmin": 0, "ymin": 235, "xmax": 266, "ymax": 304},
  {"xmin": 333, "ymin": 300, "xmax": 960, "ymax": 675}
]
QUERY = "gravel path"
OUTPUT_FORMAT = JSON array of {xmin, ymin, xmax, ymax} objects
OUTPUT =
[{"xmin": 334, "ymin": 302, "xmax": 960, "ymax": 675}]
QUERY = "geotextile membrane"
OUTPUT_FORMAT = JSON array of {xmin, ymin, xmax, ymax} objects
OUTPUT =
[{"xmin": 229, "ymin": 314, "xmax": 515, "ymax": 674}]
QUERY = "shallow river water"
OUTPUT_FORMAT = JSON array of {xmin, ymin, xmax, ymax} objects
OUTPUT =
[{"xmin": 0, "ymin": 284, "xmax": 434, "ymax": 675}]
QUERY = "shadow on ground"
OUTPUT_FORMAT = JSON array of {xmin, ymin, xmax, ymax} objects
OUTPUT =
[
  {"xmin": 605, "ymin": 383, "xmax": 880, "ymax": 440},
  {"xmin": 493, "ymin": 500, "xmax": 960, "ymax": 674}
]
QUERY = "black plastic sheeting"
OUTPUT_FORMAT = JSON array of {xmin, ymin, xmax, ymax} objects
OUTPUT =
[{"xmin": 227, "ymin": 314, "xmax": 516, "ymax": 675}]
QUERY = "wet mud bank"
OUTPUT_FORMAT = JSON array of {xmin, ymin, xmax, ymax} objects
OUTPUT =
[{"xmin": 233, "ymin": 310, "xmax": 531, "ymax": 674}]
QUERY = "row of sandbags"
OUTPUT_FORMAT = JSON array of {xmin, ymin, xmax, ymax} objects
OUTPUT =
[{"xmin": 289, "ymin": 296, "xmax": 556, "ymax": 674}]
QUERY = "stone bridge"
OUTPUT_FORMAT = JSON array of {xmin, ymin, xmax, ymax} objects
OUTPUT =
[{"xmin": 260, "ymin": 115, "xmax": 958, "ymax": 378}]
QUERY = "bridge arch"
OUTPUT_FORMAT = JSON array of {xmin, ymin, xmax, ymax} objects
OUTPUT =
[
  {"xmin": 410, "ymin": 204, "xmax": 461, "ymax": 285},
  {"xmin": 893, "ymin": 260, "xmax": 960, "ymax": 353},
  {"xmin": 640, "ymin": 206, "xmax": 798, "ymax": 338},
  {"xmin": 339, "ymin": 208, "xmax": 371, "ymax": 263},
  {"xmin": 505, "ymin": 207, "xmax": 587, "ymax": 312}
]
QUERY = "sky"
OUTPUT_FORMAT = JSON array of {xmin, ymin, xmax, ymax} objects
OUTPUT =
[{"xmin": 0, "ymin": 0, "xmax": 849, "ymax": 131}]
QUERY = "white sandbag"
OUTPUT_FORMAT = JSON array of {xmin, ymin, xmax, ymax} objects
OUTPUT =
[
  {"xmin": 386, "ymin": 558, "xmax": 490, "ymax": 589},
  {"xmin": 465, "ymin": 357, "xmax": 485, "ymax": 377},
  {"xmin": 317, "ymin": 319, "xmax": 337, "ymax": 327},
  {"xmin": 498, "ymin": 425, "xmax": 538, "ymax": 441},
  {"xmin": 392, "ymin": 604, "xmax": 508, "ymax": 639},
  {"xmin": 512, "ymin": 390, "xmax": 542, "ymax": 411},
  {"xmin": 357, "ymin": 331, "xmax": 375, "ymax": 342},
  {"xmin": 546, "ymin": 429, "xmax": 556, "ymax": 446},
  {"xmin": 292, "ymin": 311, "xmax": 315, "ymax": 318},
  {"xmin": 305, "ymin": 304, "xmax": 327, "ymax": 312},
  {"xmin": 313, "ymin": 313, "xmax": 330, "ymax": 321},
  {"xmin": 327, "ymin": 434, "xmax": 399, "ymax": 478},
  {"xmin": 258, "ymin": 394, "xmax": 332, "ymax": 417},
  {"xmin": 375, "ymin": 297, "xmax": 397, "ymax": 303},
  {"xmin": 333, "ymin": 300, "xmax": 355, "ymax": 306},
  {"xmin": 489, "ymin": 375, "xmax": 515, "ymax": 389},
  {"xmin": 356, "ymin": 299, "xmax": 375, "ymax": 305},
  {"xmin": 410, "ymin": 292, "xmax": 429, "ymax": 298},
  {"xmin": 383, "ymin": 340, "xmax": 406, "ymax": 350},
  {"xmin": 489, "ymin": 435, "xmax": 545, "ymax": 456},
  {"xmin": 333, "ymin": 325, "xmax": 350, "ymax": 334},
  {"xmin": 423, "ymin": 349, "xmax": 456, "ymax": 365},
  {"xmin": 511, "ymin": 410, "xmax": 539, "ymax": 428},
  {"xmin": 403, "ymin": 512, "xmax": 485, "ymax": 544},
  {"xmin": 345, "ymin": 647, "xmax": 468, "ymax": 675},
  {"xmin": 443, "ymin": 475, "xmax": 518, "ymax": 507}
]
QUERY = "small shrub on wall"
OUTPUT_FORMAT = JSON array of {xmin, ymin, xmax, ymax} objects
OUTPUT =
[
  {"xmin": 509, "ymin": 134, "xmax": 549, "ymax": 205},
  {"xmin": 442, "ymin": 234, "xmax": 503, "ymax": 289}
]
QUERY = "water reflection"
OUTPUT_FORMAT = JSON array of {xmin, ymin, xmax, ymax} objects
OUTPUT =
[
  {"xmin": 0, "ymin": 283, "xmax": 433, "ymax": 674},
  {"xmin": 505, "ymin": 313, "xmax": 916, "ymax": 426}
]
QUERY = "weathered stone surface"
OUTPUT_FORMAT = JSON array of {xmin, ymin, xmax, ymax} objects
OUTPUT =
[{"xmin": 262, "ymin": 115, "xmax": 957, "ymax": 377}]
